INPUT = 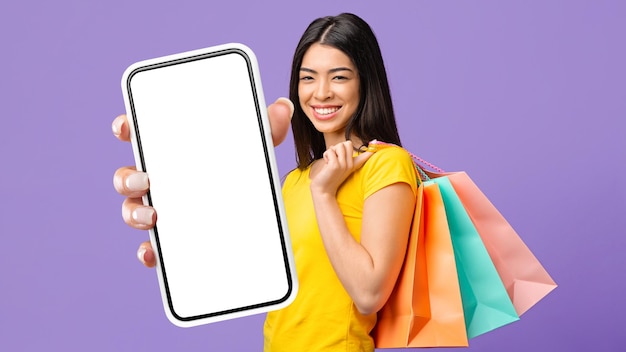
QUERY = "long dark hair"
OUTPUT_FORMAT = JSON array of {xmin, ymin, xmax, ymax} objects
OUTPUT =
[{"xmin": 290, "ymin": 13, "xmax": 402, "ymax": 170}]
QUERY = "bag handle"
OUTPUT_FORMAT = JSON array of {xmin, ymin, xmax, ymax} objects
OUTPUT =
[{"xmin": 366, "ymin": 140, "xmax": 445, "ymax": 183}]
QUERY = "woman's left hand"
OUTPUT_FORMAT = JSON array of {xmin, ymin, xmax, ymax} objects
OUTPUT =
[{"xmin": 310, "ymin": 141, "xmax": 373, "ymax": 196}]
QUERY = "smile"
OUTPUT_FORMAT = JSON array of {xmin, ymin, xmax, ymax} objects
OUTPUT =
[{"xmin": 314, "ymin": 107, "xmax": 340, "ymax": 115}]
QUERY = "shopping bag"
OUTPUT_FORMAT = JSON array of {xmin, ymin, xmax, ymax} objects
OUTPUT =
[
  {"xmin": 379, "ymin": 140, "xmax": 557, "ymax": 317},
  {"xmin": 373, "ymin": 181, "xmax": 468, "ymax": 348},
  {"xmin": 430, "ymin": 177, "xmax": 519, "ymax": 339},
  {"xmin": 370, "ymin": 141, "xmax": 556, "ymax": 346},
  {"xmin": 426, "ymin": 170, "xmax": 557, "ymax": 316}
]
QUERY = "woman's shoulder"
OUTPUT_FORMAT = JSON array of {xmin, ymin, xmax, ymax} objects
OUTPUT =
[
  {"xmin": 365, "ymin": 143, "xmax": 415, "ymax": 169},
  {"xmin": 282, "ymin": 166, "xmax": 309, "ymax": 189},
  {"xmin": 358, "ymin": 143, "xmax": 418, "ymax": 198}
]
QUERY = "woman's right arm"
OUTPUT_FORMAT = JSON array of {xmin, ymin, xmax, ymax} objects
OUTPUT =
[{"xmin": 112, "ymin": 98, "xmax": 294, "ymax": 267}]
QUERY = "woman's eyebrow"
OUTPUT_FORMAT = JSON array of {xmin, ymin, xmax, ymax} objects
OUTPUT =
[
  {"xmin": 329, "ymin": 67, "xmax": 354, "ymax": 73},
  {"xmin": 300, "ymin": 67, "xmax": 354, "ymax": 74}
]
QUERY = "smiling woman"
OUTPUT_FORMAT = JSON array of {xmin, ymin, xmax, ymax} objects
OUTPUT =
[{"xmin": 263, "ymin": 13, "xmax": 417, "ymax": 352}]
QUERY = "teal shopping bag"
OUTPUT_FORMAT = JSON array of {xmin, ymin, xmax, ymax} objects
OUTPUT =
[{"xmin": 427, "ymin": 177, "xmax": 519, "ymax": 339}]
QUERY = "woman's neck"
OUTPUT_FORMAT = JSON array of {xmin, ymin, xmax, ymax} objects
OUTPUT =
[{"xmin": 323, "ymin": 132, "xmax": 364, "ymax": 150}]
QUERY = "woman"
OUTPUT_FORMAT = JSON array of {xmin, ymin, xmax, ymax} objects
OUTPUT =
[{"xmin": 113, "ymin": 13, "xmax": 417, "ymax": 352}]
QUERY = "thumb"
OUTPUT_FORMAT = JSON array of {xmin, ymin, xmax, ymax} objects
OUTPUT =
[
  {"xmin": 267, "ymin": 97, "xmax": 294, "ymax": 147},
  {"xmin": 353, "ymin": 152, "xmax": 373, "ymax": 170}
]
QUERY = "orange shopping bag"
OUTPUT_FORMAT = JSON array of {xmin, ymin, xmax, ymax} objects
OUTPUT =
[{"xmin": 373, "ymin": 180, "xmax": 468, "ymax": 348}]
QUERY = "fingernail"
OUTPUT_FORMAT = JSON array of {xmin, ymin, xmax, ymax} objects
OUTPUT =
[
  {"xmin": 125, "ymin": 173, "xmax": 149, "ymax": 191},
  {"xmin": 112, "ymin": 118, "xmax": 122, "ymax": 136},
  {"xmin": 137, "ymin": 247, "xmax": 147, "ymax": 263},
  {"xmin": 132, "ymin": 207, "xmax": 155, "ymax": 225},
  {"xmin": 276, "ymin": 97, "xmax": 294, "ymax": 119}
]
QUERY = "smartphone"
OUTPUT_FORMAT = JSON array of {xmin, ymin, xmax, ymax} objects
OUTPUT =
[{"xmin": 120, "ymin": 43, "xmax": 297, "ymax": 327}]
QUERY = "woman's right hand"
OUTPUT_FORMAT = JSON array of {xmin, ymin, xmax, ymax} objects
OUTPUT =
[{"xmin": 112, "ymin": 97, "xmax": 294, "ymax": 267}]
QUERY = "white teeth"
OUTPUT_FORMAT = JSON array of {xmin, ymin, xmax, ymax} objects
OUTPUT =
[{"xmin": 314, "ymin": 107, "xmax": 339, "ymax": 115}]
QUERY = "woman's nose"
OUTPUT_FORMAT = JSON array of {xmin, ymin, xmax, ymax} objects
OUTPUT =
[{"xmin": 314, "ymin": 80, "xmax": 332, "ymax": 100}]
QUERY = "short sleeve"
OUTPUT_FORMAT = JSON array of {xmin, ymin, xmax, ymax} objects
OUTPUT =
[{"xmin": 361, "ymin": 146, "xmax": 418, "ymax": 199}]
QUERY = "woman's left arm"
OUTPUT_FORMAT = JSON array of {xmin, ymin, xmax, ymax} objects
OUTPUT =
[{"xmin": 310, "ymin": 142, "xmax": 416, "ymax": 315}]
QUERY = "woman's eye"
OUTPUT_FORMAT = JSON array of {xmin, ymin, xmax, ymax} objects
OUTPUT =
[
  {"xmin": 299, "ymin": 76, "xmax": 313, "ymax": 81},
  {"xmin": 333, "ymin": 75, "xmax": 348, "ymax": 81}
]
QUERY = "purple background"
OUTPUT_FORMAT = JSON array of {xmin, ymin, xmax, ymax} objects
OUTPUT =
[{"xmin": 1, "ymin": 0, "xmax": 624, "ymax": 351}]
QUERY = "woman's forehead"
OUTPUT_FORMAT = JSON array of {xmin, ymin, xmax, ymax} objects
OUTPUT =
[{"xmin": 301, "ymin": 43, "xmax": 356, "ymax": 71}]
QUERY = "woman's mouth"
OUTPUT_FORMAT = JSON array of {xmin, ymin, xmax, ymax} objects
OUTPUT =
[{"xmin": 312, "ymin": 106, "xmax": 340, "ymax": 120}]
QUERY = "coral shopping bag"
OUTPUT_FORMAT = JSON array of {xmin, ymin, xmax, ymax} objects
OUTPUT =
[
  {"xmin": 373, "ymin": 179, "xmax": 468, "ymax": 348},
  {"xmin": 425, "ymin": 170, "xmax": 558, "ymax": 316},
  {"xmin": 430, "ymin": 177, "xmax": 519, "ymax": 339},
  {"xmin": 388, "ymin": 141, "xmax": 556, "ymax": 318}
]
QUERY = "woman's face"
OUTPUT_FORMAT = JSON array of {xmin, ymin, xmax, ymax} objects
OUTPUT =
[{"xmin": 298, "ymin": 43, "xmax": 360, "ymax": 142}]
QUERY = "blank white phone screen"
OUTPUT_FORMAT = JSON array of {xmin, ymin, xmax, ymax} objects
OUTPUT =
[{"xmin": 126, "ymin": 49, "xmax": 293, "ymax": 322}]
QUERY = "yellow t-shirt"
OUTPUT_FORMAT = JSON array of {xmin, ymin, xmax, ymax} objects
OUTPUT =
[{"xmin": 264, "ymin": 146, "xmax": 417, "ymax": 352}]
